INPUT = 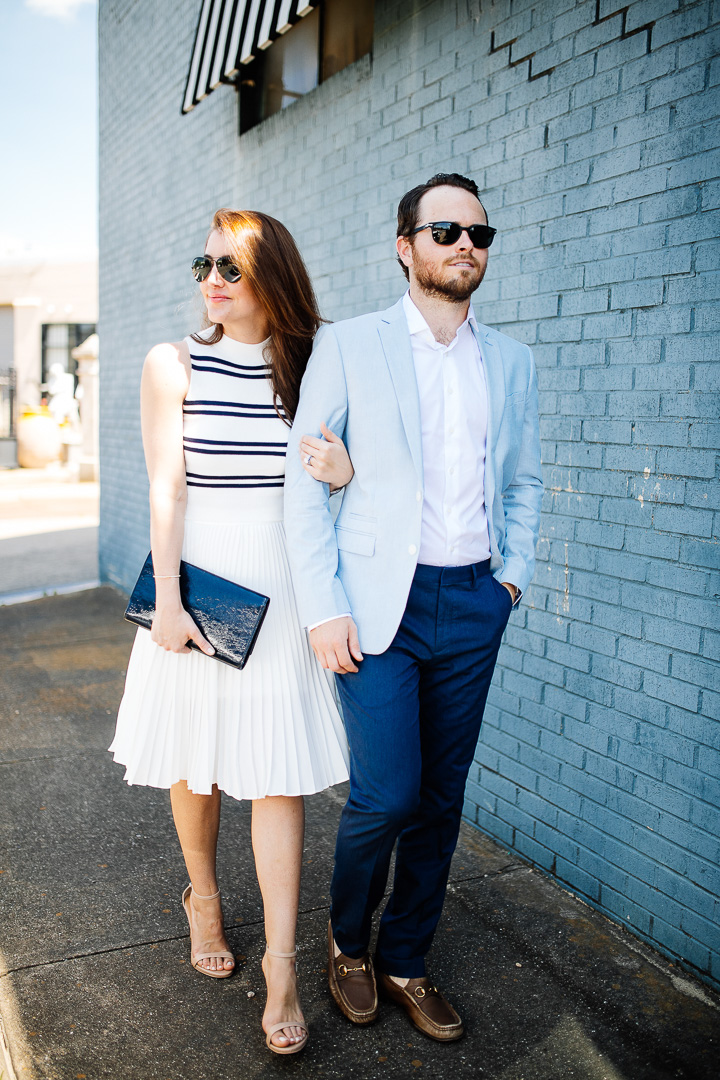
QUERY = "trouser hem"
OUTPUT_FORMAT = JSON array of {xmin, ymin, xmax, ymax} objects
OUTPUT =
[{"xmin": 374, "ymin": 952, "xmax": 426, "ymax": 979}]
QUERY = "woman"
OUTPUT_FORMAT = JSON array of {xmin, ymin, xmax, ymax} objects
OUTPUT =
[{"xmin": 110, "ymin": 209, "xmax": 352, "ymax": 1056}]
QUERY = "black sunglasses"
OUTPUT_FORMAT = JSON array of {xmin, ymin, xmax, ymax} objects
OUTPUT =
[
  {"xmin": 410, "ymin": 221, "xmax": 497, "ymax": 249},
  {"xmin": 191, "ymin": 255, "xmax": 243, "ymax": 283}
]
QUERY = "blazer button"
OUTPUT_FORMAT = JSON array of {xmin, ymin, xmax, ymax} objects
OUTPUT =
[{"xmin": 409, "ymin": 544, "xmax": 417, "ymax": 555}]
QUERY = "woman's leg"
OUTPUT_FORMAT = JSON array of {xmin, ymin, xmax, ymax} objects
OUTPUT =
[
  {"xmin": 170, "ymin": 780, "xmax": 234, "ymax": 973},
  {"xmin": 252, "ymin": 795, "xmax": 306, "ymax": 1048}
]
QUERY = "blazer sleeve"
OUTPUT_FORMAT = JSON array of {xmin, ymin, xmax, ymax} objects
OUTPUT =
[
  {"xmin": 283, "ymin": 325, "xmax": 352, "ymax": 628},
  {"xmin": 499, "ymin": 345, "xmax": 544, "ymax": 600}
]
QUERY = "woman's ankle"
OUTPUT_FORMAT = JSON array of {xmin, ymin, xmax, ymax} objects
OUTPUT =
[{"xmin": 190, "ymin": 884, "xmax": 221, "ymax": 902}]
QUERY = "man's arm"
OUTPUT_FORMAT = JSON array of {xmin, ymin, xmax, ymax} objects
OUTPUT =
[
  {"xmin": 499, "ymin": 347, "xmax": 544, "ymax": 602},
  {"xmin": 284, "ymin": 326, "xmax": 363, "ymax": 672}
]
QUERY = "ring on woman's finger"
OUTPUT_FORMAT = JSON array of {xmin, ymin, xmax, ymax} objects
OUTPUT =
[{"xmin": 304, "ymin": 453, "xmax": 313, "ymax": 465}]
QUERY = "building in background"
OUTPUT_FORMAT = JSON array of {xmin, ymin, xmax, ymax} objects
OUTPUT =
[
  {"xmin": 0, "ymin": 262, "xmax": 97, "ymax": 466},
  {"xmin": 98, "ymin": 0, "xmax": 720, "ymax": 990},
  {"xmin": 0, "ymin": 262, "xmax": 97, "ymax": 410}
]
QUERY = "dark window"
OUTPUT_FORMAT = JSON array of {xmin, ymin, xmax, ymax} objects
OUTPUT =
[
  {"xmin": 322, "ymin": 0, "xmax": 374, "ymax": 82},
  {"xmin": 263, "ymin": 7, "xmax": 320, "ymax": 118},
  {"xmin": 41, "ymin": 323, "xmax": 96, "ymax": 388},
  {"xmin": 240, "ymin": 0, "xmax": 374, "ymax": 132}
]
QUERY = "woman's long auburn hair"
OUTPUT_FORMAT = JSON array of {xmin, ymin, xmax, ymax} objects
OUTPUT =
[{"xmin": 192, "ymin": 208, "xmax": 324, "ymax": 425}]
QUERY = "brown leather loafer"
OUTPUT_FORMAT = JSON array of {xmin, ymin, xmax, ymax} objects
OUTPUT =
[
  {"xmin": 327, "ymin": 920, "xmax": 378, "ymax": 1024},
  {"xmin": 378, "ymin": 972, "xmax": 464, "ymax": 1042}
]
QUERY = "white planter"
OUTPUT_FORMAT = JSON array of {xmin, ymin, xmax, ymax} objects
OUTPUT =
[{"xmin": 16, "ymin": 411, "xmax": 62, "ymax": 468}]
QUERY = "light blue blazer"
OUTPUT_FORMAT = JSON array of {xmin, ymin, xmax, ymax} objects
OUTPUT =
[{"xmin": 284, "ymin": 298, "xmax": 543, "ymax": 655}]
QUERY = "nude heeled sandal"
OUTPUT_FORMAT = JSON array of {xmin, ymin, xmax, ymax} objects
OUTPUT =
[
  {"xmin": 263, "ymin": 947, "xmax": 309, "ymax": 1055},
  {"xmin": 181, "ymin": 884, "xmax": 235, "ymax": 979}
]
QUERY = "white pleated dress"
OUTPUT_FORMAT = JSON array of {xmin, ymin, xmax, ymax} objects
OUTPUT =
[{"xmin": 109, "ymin": 332, "xmax": 349, "ymax": 800}]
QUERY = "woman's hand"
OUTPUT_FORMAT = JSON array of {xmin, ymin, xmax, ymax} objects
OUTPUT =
[
  {"xmin": 151, "ymin": 600, "xmax": 215, "ymax": 656},
  {"xmin": 299, "ymin": 422, "xmax": 354, "ymax": 491}
]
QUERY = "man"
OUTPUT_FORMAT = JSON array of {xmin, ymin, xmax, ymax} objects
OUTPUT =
[{"xmin": 284, "ymin": 173, "xmax": 542, "ymax": 1041}]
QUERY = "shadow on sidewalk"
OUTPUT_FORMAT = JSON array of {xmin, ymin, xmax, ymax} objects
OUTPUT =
[{"xmin": 0, "ymin": 589, "xmax": 717, "ymax": 1080}]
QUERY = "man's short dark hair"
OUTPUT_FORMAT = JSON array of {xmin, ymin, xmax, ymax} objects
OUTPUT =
[{"xmin": 396, "ymin": 173, "xmax": 486, "ymax": 280}]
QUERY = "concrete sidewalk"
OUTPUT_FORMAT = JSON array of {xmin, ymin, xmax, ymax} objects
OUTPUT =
[
  {"xmin": 0, "ymin": 466, "xmax": 99, "ymax": 604},
  {"xmin": 0, "ymin": 589, "xmax": 718, "ymax": 1080}
]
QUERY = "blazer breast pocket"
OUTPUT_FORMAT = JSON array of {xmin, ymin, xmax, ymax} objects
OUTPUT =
[
  {"xmin": 336, "ymin": 526, "xmax": 376, "ymax": 557},
  {"xmin": 347, "ymin": 512, "xmax": 377, "ymax": 533}
]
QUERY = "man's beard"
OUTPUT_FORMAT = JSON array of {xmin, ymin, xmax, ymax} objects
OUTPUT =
[{"xmin": 412, "ymin": 248, "xmax": 485, "ymax": 302}]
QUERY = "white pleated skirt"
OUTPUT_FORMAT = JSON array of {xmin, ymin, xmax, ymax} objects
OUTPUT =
[{"xmin": 109, "ymin": 491, "xmax": 349, "ymax": 800}]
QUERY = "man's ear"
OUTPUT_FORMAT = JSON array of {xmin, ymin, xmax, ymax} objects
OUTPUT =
[{"xmin": 396, "ymin": 235, "xmax": 413, "ymax": 271}]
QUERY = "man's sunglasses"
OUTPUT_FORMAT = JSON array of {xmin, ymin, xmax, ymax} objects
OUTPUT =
[
  {"xmin": 191, "ymin": 255, "xmax": 243, "ymax": 283},
  {"xmin": 410, "ymin": 221, "xmax": 497, "ymax": 249}
]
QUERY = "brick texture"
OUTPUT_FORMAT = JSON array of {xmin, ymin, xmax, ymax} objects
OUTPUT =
[{"xmin": 99, "ymin": 0, "xmax": 720, "ymax": 990}]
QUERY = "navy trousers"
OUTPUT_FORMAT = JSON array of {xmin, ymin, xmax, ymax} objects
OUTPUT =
[{"xmin": 331, "ymin": 560, "xmax": 512, "ymax": 977}]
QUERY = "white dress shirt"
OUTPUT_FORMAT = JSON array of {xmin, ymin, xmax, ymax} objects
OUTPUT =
[{"xmin": 403, "ymin": 291, "xmax": 491, "ymax": 566}]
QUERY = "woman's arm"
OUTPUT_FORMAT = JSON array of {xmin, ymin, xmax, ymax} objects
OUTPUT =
[
  {"xmin": 298, "ymin": 422, "xmax": 354, "ymax": 492},
  {"xmin": 141, "ymin": 340, "xmax": 214, "ymax": 656}
]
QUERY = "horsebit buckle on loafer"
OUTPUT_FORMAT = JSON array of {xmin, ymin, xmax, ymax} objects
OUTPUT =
[{"xmin": 338, "ymin": 961, "xmax": 369, "ymax": 977}]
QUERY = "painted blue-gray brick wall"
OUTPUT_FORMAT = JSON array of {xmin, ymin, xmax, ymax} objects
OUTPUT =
[{"xmin": 99, "ymin": 0, "xmax": 720, "ymax": 989}]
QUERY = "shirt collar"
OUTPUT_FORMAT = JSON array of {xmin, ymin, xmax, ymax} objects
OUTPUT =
[{"xmin": 402, "ymin": 290, "xmax": 478, "ymax": 341}]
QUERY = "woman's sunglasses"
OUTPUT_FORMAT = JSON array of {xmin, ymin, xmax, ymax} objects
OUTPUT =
[
  {"xmin": 410, "ymin": 221, "xmax": 497, "ymax": 249},
  {"xmin": 191, "ymin": 255, "xmax": 243, "ymax": 283}
]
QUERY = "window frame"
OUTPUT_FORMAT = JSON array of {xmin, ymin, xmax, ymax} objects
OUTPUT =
[
  {"xmin": 41, "ymin": 323, "xmax": 97, "ymax": 390},
  {"xmin": 238, "ymin": 0, "xmax": 374, "ymax": 134}
]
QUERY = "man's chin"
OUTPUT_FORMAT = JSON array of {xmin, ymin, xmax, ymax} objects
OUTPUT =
[{"xmin": 419, "ymin": 277, "xmax": 481, "ymax": 302}]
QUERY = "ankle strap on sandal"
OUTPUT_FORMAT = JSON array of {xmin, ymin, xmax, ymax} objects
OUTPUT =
[
  {"xmin": 265, "ymin": 945, "xmax": 297, "ymax": 958},
  {"xmin": 189, "ymin": 885, "xmax": 221, "ymax": 901}
]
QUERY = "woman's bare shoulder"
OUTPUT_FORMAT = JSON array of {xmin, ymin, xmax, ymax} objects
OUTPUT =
[
  {"xmin": 144, "ymin": 339, "xmax": 190, "ymax": 365},
  {"xmin": 142, "ymin": 340, "xmax": 191, "ymax": 394},
  {"xmin": 142, "ymin": 339, "xmax": 188, "ymax": 378}
]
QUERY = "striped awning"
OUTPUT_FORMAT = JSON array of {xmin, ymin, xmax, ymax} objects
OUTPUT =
[{"xmin": 182, "ymin": 0, "xmax": 321, "ymax": 114}]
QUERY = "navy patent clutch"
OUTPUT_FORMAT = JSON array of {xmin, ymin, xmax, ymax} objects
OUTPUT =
[{"xmin": 124, "ymin": 553, "xmax": 270, "ymax": 670}]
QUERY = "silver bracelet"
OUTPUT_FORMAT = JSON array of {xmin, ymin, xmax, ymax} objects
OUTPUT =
[{"xmin": 154, "ymin": 573, "xmax": 180, "ymax": 579}]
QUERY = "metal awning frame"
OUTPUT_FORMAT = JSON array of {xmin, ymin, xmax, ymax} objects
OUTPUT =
[{"xmin": 182, "ymin": 0, "xmax": 321, "ymax": 115}]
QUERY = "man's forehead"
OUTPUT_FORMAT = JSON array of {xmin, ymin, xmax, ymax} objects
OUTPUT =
[{"xmin": 418, "ymin": 185, "xmax": 486, "ymax": 223}]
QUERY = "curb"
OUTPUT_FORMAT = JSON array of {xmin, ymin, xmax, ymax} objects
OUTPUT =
[
  {"xmin": 0, "ymin": 1008, "xmax": 19, "ymax": 1080},
  {"xmin": 0, "ymin": 580, "xmax": 101, "ymax": 607}
]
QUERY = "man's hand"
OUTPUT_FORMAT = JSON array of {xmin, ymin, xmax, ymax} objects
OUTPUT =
[
  {"xmin": 309, "ymin": 616, "xmax": 363, "ymax": 674},
  {"xmin": 501, "ymin": 582, "xmax": 518, "ymax": 604}
]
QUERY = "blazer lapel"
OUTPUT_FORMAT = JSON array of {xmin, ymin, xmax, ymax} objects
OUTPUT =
[
  {"xmin": 378, "ymin": 300, "xmax": 423, "ymax": 481},
  {"xmin": 473, "ymin": 323, "xmax": 505, "ymax": 524},
  {"xmin": 474, "ymin": 323, "xmax": 505, "ymax": 454}
]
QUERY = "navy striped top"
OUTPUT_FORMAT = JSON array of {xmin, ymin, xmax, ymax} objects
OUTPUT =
[{"xmin": 182, "ymin": 333, "xmax": 287, "ymax": 490}]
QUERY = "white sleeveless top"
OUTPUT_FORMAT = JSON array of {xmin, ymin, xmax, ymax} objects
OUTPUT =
[{"xmin": 182, "ymin": 332, "xmax": 287, "ymax": 522}]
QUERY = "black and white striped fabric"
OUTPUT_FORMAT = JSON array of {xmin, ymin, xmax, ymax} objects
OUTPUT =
[
  {"xmin": 182, "ymin": 0, "xmax": 321, "ymax": 114},
  {"xmin": 182, "ymin": 334, "xmax": 287, "ymax": 490}
]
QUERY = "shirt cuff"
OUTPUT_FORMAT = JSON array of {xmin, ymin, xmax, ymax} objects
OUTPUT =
[{"xmin": 307, "ymin": 613, "xmax": 352, "ymax": 632}]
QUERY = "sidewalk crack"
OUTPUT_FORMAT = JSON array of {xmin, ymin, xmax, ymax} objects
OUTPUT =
[{"xmin": 0, "ymin": 902, "xmax": 333, "ymax": 976}]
